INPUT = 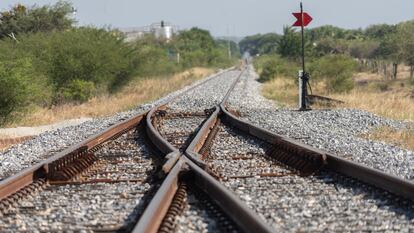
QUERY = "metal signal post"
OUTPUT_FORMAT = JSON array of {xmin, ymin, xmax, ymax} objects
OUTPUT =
[
  {"xmin": 292, "ymin": 2, "xmax": 313, "ymax": 111},
  {"xmin": 299, "ymin": 2, "xmax": 309, "ymax": 111}
]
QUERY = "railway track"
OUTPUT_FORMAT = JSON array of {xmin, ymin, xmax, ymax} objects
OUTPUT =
[
  {"xmin": 1, "ymin": 64, "xmax": 414, "ymax": 232},
  {"xmin": 0, "ymin": 124, "xmax": 164, "ymax": 232}
]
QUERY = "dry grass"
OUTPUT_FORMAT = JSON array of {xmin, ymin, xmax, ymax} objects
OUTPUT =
[
  {"xmin": 262, "ymin": 77, "xmax": 327, "ymax": 108},
  {"xmin": 262, "ymin": 77, "xmax": 298, "ymax": 107},
  {"xmin": 11, "ymin": 67, "xmax": 214, "ymax": 127},
  {"xmin": 330, "ymin": 89, "xmax": 414, "ymax": 122},
  {"xmin": 262, "ymin": 73, "xmax": 414, "ymax": 122},
  {"xmin": 330, "ymin": 71, "xmax": 414, "ymax": 122},
  {"xmin": 361, "ymin": 126, "xmax": 414, "ymax": 150},
  {"xmin": 262, "ymin": 70, "xmax": 414, "ymax": 150}
]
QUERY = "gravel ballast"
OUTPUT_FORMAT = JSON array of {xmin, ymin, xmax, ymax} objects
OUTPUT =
[
  {"xmin": 1, "ymin": 63, "xmax": 414, "ymax": 232},
  {"xmin": 0, "ymin": 128, "xmax": 160, "ymax": 232},
  {"xmin": 0, "ymin": 68, "xmax": 236, "ymax": 180},
  {"xmin": 227, "ymin": 65, "xmax": 414, "ymax": 181},
  {"xmin": 209, "ymin": 123, "xmax": 414, "ymax": 232}
]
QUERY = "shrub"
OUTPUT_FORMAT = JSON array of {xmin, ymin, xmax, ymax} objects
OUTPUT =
[
  {"xmin": 48, "ymin": 28, "xmax": 137, "ymax": 97},
  {"xmin": 0, "ymin": 20, "xmax": 234, "ymax": 124},
  {"xmin": 174, "ymin": 27, "xmax": 234, "ymax": 68},
  {"xmin": 259, "ymin": 59, "xmax": 279, "ymax": 82},
  {"xmin": 0, "ymin": 59, "xmax": 46, "ymax": 125},
  {"xmin": 61, "ymin": 79, "xmax": 95, "ymax": 103},
  {"xmin": 255, "ymin": 55, "xmax": 299, "ymax": 82},
  {"xmin": 132, "ymin": 35, "xmax": 178, "ymax": 77},
  {"xmin": 0, "ymin": 27, "xmax": 138, "ymax": 103},
  {"xmin": 309, "ymin": 55, "xmax": 357, "ymax": 93}
]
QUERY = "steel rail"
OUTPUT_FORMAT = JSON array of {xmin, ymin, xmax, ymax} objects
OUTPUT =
[
  {"xmin": 180, "ymin": 64, "xmax": 414, "ymax": 233},
  {"xmin": 307, "ymin": 94, "xmax": 344, "ymax": 106},
  {"xmin": 132, "ymin": 158, "xmax": 186, "ymax": 233},
  {"xmin": 146, "ymin": 106, "xmax": 181, "ymax": 173},
  {"xmin": 143, "ymin": 66, "xmax": 237, "ymax": 172},
  {"xmin": 133, "ymin": 151, "xmax": 275, "ymax": 233},
  {"xmin": 134, "ymin": 67, "xmax": 277, "ymax": 233},
  {"xmin": 184, "ymin": 156, "xmax": 274, "ymax": 233},
  {"xmin": 0, "ymin": 67, "xmax": 236, "ymax": 202},
  {"xmin": 0, "ymin": 113, "xmax": 145, "ymax": 200},
  {"xmin": 184, "ymin": 106, "xmax": 220, "ymax": 168},
  {"xmin": 219, "ymin": 104, "xmax": 414, "ymax": 201},
  {"xmin": 184, "ymin": 68, "xmax": 246, "ymax": 166},
  {"xmin": 134, "ymin": 62, "xmax": 414, "ymax": 233}
]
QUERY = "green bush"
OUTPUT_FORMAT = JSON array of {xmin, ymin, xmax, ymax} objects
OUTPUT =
[
  {"xmin": 258, "ymin": 59, "xmax": 279, "ymax": 82},
  {"xmin": 132, "ymin": 34, "xmax": 178, "ymax": 77},
  {"xmin": 0, "ymin": 59, "xmax": 46, "ymax": 125},
  {"xmin": 309, "ymin": 55, "xmax": 357, "ymax": 93},
  {"xmin": 174, "ymin": 27, "xmax": 235, "ymax": 68},
  {"xmin": 61, "ymin": 79, "xmax": 95, "ymax": 103},
  {"xmin": 0, "ymin": 5, "xmax": 236, "ymax": 124},
  {"xmin": 0, "ymin": 27, "xmax": 138, "ymax": 103},
  {"xmin": 255, "ymin": 55, "xmax": 299, "ymax": 82},
  {"xmin": 47, "ymin": 28, "xmax": 137, "ymax": 99}
]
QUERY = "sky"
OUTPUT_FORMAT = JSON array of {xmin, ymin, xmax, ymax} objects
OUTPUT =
[{"xmin": 1, "ymin": 0, "xmax": 414, "ymax": 37}]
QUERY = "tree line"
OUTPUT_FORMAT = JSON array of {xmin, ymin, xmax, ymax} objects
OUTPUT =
[
  {"xmin": 240, "ymin": 21, "xmax": 414, "ymax": 92},
  {"xmin": 0, "ymin": 2, "xmax": 239, "ymax": 125}
]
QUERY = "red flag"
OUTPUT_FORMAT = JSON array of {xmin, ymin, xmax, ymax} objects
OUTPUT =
[{"xmin": 292, "ymin": 12, "xmax": 313, "ymax": 27}]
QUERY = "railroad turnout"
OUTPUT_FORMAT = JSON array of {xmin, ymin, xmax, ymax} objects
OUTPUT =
[{"xmin": 1, "ymin": 66, "xmax": 413, "ymax": 232}]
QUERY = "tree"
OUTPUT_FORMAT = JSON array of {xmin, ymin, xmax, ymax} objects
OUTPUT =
[
  {"xmin": 364, "ymin": 24, "xmax": 396, "ymax": 39},
  {"xmin": 395, "ymin": 21, "xmax": 414, "ymax": 79},
  {"xmin": 175, "ymin": 27, "xmax": 217, "ymax": 67},
  {"xmin": 47, "ymin": 28, "xmax": 138, "ymax": 101},
  {"xmin": 309, "ymin": 55, "xmax": 357, "ymax": 93},
  {"xmin": 277, "ymin": 26, "xmax": 302, "ymax": 59},
  {"xmin": 370, "ymin": 26, "xmax": 400, "ymax": 80},
  {"xmin": 216, "ymin": 39, "xmax": 241, "ymax": 58},
  {"xmin": 239, "ymin": 33, "xmax": 280, "ymax": 56},
  {"xmin": 307, "ymin": 25, "xmax": 346, "ymax": 41},
  {"xmin": 348, "ymin": 40, "xmax": 380, "ymax": 59},
  {"xmin": 0, "ymin": 1, "xmax": 74, "ymax": 39}
]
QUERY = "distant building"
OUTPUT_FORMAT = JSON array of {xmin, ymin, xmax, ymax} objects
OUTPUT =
[{"xmin": 120, "ymin": 21, "xmax": 179, "ymax": 42}]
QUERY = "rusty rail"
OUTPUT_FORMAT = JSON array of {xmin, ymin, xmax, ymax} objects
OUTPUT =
[
  {"xmin": 0, "ymin": 113, "xmax": 145, "ymax": 200},
  {"xmin": 132, "ymin": 158, "xmax": 185, "ymax": 233},
  {"xmin": 178, "ymin": 63, "xmax": 414, "ymax": 233},
  {"xmin": 219, "ymin": 104, "xmax": 414, "ymax": 201},
  {"xmin": 133, "ymin": 155, "xmax": 274, "ymax": 233},
  {"xmin": 0, "ymin": 66, "xmax": 236, "ymax": 202},
  {"xmin": 7, "ymin": 62, "xmax": 411, "ymax": 232},
  {"xmin": 134, "ymin": 67, "xmax": 278, "ymax": 233}
]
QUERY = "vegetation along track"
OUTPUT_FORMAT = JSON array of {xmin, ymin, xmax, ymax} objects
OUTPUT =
[{"xmin": 1, "ymin": 64, "xmax": 414, "ymax": 232}]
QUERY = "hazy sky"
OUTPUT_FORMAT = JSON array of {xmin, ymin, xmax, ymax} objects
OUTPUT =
[{"xmin": 1, "ymin": 0, "xmax": 413, "ymax": 37}]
